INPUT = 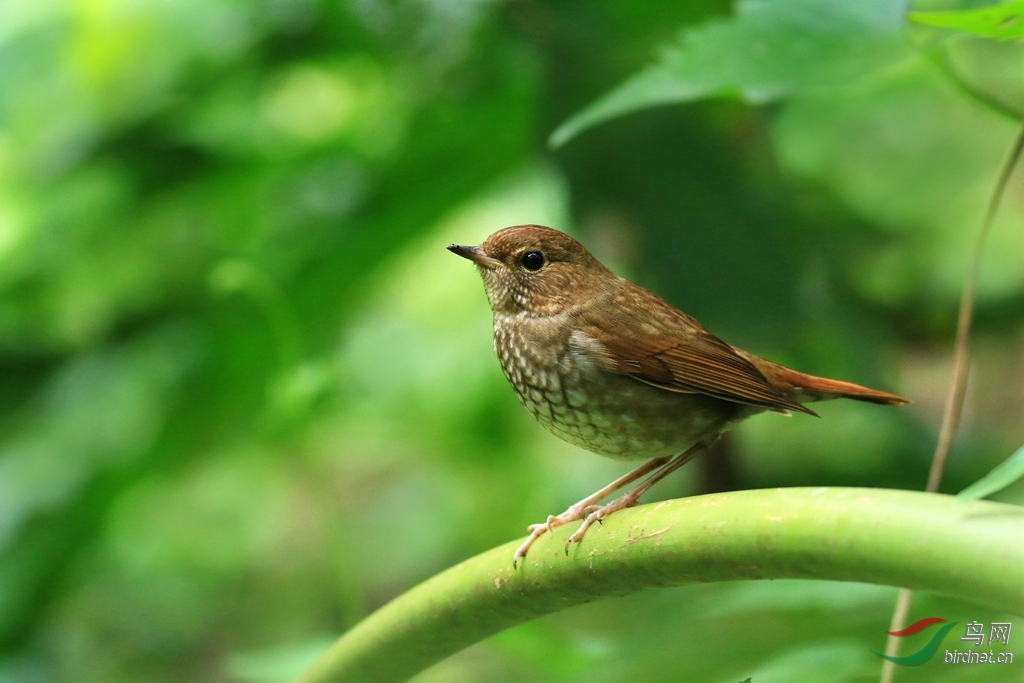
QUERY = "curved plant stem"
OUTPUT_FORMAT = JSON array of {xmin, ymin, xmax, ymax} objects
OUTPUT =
[{"xmin": 292, "ymin": 487, "xmax": 1024, "ymax": 683}]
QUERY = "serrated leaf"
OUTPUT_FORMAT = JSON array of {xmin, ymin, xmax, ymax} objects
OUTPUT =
[
  {"xmin": 957, "ymin": 444, "xmax": 1024, "ymax": 500},
  {"xmin": 550, "ymin": 0, "xmax": 910, "ymax": 147},
  {"xmin": 909, "ymin": 1, "xmax": 1024, "ymax": 41}
]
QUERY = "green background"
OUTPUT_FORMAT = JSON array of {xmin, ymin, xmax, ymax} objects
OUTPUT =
[{"xmin": 0, "ymin": 1, "xmax": 1021, "ymax": 681}]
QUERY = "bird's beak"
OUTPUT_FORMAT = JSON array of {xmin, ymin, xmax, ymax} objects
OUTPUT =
[{"xmin": 447, "ymin": 244, "xmax": 501, "ymax": 270}]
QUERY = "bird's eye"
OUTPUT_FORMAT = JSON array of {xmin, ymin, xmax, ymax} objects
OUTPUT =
[{"xmin": 521, "ymin": 251, "xmax": 545, "ymax": 271}]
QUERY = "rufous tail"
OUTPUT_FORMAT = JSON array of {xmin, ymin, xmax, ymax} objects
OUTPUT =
[{"xmin": 770, "ymin": 367, "xmax": 910, "ymax": 406}]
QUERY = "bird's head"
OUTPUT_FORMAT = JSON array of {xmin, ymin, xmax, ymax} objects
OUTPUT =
[{"xmin": 448, "ymin": 225, "xmax": 615, "ymax": 317}]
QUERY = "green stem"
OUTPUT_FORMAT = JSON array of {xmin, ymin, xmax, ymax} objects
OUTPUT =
[{"xmin": 293, "ymin": 487, "xmax": 1024, "ymax": 683}]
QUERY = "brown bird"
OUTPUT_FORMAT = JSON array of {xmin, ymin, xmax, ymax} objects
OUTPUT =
[{"xmin": 448, "ymin": 225, "xmax": 908, "ymax": 567}]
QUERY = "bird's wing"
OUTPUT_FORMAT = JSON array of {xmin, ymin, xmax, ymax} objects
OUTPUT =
[{"xmin": 571, "ymin": 288, "xmax": 815, "ymax": 415}]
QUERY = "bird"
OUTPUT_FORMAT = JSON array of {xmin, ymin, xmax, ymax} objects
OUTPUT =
[{"xmin": 448, "ymin": 225, "xmax": 909, "ymax": 567}]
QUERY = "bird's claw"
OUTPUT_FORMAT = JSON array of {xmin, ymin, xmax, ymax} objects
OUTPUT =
[
  {"xmin": 513, "ymin": 507, "xmax": 592, "ymax": 566},
  {"xmin": 512, "ymin": 522, "xmax": 549, "ymax": 569},
  {"xmin": 564, "ymin": 490, "xmax": 643, "ymax": 552},
  {"xmin": 514, "ymin": 489, "xmax": 645, "ymax": 565}
]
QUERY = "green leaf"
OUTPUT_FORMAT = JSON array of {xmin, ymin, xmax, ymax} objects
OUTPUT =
[
  {"xmin": 550, "ymin": 0, "xmax": 909, "ymax": 147},
  {"xmin": 908, "ymin": 1, "xmax": 1024, "ymax": 41},
  {"xmin": 958, "ymin": 444, "xmax": 1024, "ymax": 500}
]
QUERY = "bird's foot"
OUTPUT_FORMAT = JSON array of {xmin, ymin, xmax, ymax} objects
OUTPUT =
[
  {"xmin": 564, "ymin": 488, "xmax": 642, "ymax": 553},
  {"xmin": 512, "ymin": 502, "xmax": 591, "ymax": 569},
  {"xmin": 511, "ymin": 456, "xmax": 676, "ymax": 567}
]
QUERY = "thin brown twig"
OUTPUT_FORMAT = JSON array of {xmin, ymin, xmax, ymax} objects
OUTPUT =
[
  {"xmin": 879, "ymin": 121, "xmax": 1024, "ymax": 683},
  {"xmin": 929, "ymin": 124, "xmax": 1024, "ymax": 493}
]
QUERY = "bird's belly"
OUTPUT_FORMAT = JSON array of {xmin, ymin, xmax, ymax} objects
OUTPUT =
[
  {"xmin": 523, "ymin": 371, "xmax": 737, "ymax": 460},
  {"xmin": 494, "ymin": 328, "xmax": 739, "ymax": 460}
]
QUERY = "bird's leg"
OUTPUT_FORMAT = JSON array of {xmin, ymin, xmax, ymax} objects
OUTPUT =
[
  {"xmin": 511, "ymin": 456, "xmax": 669, "ymax": 568},
  {"xmin": 565, "ymin": 440, "xmax": 714, "ymax": 550}
]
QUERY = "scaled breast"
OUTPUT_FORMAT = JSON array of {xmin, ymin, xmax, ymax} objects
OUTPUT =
[{"xmin": 492, "ymin": 314, "xmax": 732, "ymax": 461}]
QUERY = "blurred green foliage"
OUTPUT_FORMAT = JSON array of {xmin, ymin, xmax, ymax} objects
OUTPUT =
[{"xmin": 0, "ymin": 1, "xmax": 1021, "ymax": 682}]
